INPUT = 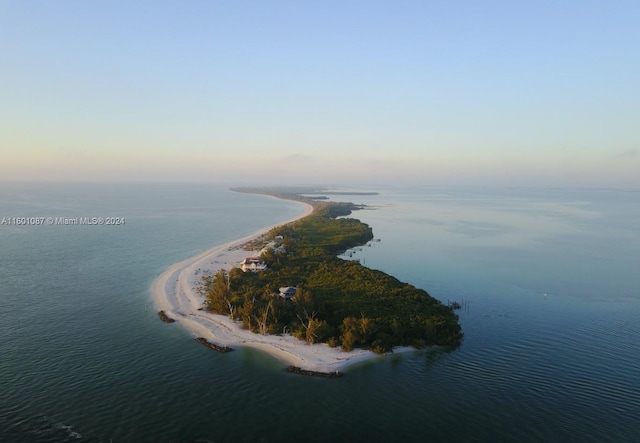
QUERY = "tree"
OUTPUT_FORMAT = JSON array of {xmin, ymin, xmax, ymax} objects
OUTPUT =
[
  {"xmin": 239, "ymin": 296, "xmax": 255, "ymax": 331},
  {"xmin": 254, "ymin": 299, "xmax": 273, "ymax": 335},
  {"xmin": 340, "ymin": 317, "xmax": 361, "ymax": 351},
  {"xmin": 296, "ymin": 308, "xmax": 318, "ymax": 342},
  {"xmin": 293, "ymin": 286, "xmax": 325, "ymax": 318},
  {"xmin": 359, "ymin": 313, "xmax": 377, "ymax": 345},
  {"xmin": 205, "ymin": 269, "xmax": 231, "ymax": 314},
  {"xmin": 338, "ymin": 315, "xmax": 376, "ymax": 349}
]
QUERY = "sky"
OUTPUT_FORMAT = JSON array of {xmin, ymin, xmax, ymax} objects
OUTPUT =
[{"xmin": 1, "ymin": 0, "xmax": 639, "ymax": 187}]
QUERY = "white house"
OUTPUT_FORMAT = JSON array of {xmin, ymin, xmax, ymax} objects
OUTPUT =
[{"xmin": 240, "ymin": 256, "xmax": 267, "ymax": 272}]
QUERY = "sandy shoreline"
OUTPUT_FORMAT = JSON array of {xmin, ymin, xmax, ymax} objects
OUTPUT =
[{"xmin": 150, "ymin": 194, "xmax": 411, "ymax": 373}]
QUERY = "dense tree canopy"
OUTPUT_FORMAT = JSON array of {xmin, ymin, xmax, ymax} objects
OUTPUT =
[{"xmin": 202, "ymin": 191, "xmax": 463, "ymax": 353}]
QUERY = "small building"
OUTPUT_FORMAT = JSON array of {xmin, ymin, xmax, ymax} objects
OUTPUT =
[
  {"xmin": 278, "ymin": 286, "xmax": 297, "ymax": 300},
  {"xmin": 240, "ymin": 257, "xmax": 267, "ymax": 272}
]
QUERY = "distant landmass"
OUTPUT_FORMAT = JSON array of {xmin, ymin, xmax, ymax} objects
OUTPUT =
[{"xmin": 231, "ymin": 186, "xmax": 379, "ymax": 199}]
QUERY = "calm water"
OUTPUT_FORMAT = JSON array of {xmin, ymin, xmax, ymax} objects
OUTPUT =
[{"xmin": 1, "ymin": 183, "xmax": 638, "ymax": 442}]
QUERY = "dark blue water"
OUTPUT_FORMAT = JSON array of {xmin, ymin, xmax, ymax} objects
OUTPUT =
[{"xmin": 1, "ymin": 183, "xmax": 638, "ymax": 442}]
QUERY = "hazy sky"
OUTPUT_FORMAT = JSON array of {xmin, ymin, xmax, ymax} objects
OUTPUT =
[{"xmin": 2, "ymin": 1, "xmax": 639, "ymax": 187}]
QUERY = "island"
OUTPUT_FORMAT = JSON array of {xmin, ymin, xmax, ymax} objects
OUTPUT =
[{"xmin": 151, "ymin": 187, "xmax": 462, "ymax": 375}]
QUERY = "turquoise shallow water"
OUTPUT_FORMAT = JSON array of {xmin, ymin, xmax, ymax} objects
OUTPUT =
[{"xmin": 1, "ymin": 183, "xmax": 639, "ymax": 442}]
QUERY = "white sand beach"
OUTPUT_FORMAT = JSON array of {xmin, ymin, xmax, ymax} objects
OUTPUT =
[{"xmin": 150, "ymin": 196, "xmax": 407, "ymax": 373}]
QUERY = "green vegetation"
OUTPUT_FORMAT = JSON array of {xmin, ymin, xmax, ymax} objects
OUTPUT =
[{"xmin": 201, "ymin": 189, "xmax": 463, "ymax": 353}]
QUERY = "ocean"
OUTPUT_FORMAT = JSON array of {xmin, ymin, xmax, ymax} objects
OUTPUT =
[{"xmin": 1, "ymin": 183, "xmax": 638, "ymax": 442}]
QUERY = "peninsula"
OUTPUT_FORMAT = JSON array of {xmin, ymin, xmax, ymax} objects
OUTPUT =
[{"xmin": 152, "ymin": 187, "xmax": 462, "ymax": 373}]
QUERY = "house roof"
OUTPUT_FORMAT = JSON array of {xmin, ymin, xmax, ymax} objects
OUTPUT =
[{"xmin": 241, "ymin": 257, "xmax": 263, "ymax": 264}]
